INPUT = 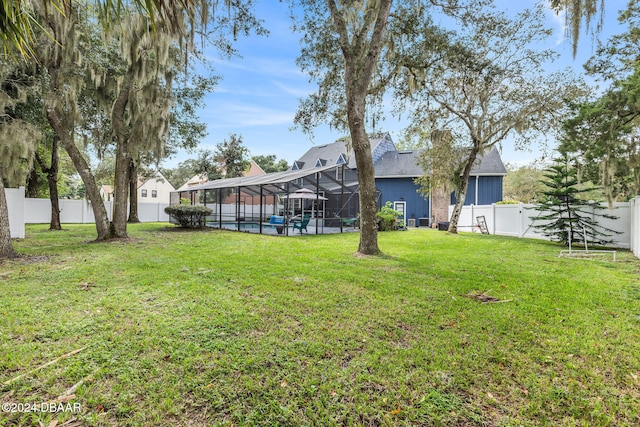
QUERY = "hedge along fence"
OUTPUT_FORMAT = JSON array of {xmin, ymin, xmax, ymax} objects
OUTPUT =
[{"xmin": 165, "ymin": 205, "xmax": 213, "ymax": 228}]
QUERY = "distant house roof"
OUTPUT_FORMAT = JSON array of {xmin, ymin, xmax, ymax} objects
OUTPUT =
[
  {"xmin": 177, "ymin": 173, "xmax": 208, "ymax": 192},
  {"xmin": 245, "ymin": 160, "xmax": 265, "ymax": 177},
  {"xmin": 177, "ymin": 160, "xmax": 265, "ymax": 191},
  {"xmin": 138, "ymin": 171, "xmax": 176, "ymax": 191},
  {"xmin": 374, "ymin": 146, "xmax": 507, "ymax": 178}
]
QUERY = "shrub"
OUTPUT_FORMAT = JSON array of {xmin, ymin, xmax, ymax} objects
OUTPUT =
[
  {"xmin": 376, "ymin": 201, "xmax": 402, "ymax": 231},
  {"xmin": 164, "ymin": 205, "xmax": 212, "ymax": 228}
]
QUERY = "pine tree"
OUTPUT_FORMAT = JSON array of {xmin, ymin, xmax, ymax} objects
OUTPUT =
[{"xmin": 533, "ymin": 155, "xmax": 620, "ymax": 247}]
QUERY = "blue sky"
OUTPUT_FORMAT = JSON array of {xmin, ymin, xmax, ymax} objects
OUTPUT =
[{"xmin": 162, "ymin": 0, "xmax": 629, "ymax": 169}]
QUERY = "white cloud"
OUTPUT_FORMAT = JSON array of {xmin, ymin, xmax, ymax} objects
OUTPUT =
[
  {"xmin": 272, "ymin": 81, "xmax": 314, "ymax": 98},
  {"xmin": 545, "ymin": 6, "xmax": 567, "ymax": 46},
  {"xmin": 211, "ymin": 56, "xmax": 304, "ymax": 79},
  {"xmin": 202, "ymin": 103, "xmax": 295, "ymax": 128}
]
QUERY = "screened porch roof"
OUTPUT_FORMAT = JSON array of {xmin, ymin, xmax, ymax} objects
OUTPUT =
[{"xmin": 182, "ymin": 164, "xmax": 359, "ymax": 195}]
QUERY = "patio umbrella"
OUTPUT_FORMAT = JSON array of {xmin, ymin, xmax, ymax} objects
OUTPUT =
[
  {"xmin": 282, "ymin": 188, "xmax": 328, "ymax": 200},
  {"xmin": 282, "ymin": 188, "xmax": 328, "ymax": 218}
]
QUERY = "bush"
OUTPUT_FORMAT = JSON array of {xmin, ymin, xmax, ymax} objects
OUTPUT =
[
  {"xmin": 376, "ymin": 201, "xmax": 402, "ymax": 231},
  {"xmin": 164, "ymin": 205, "xmax": 212, "ymax": 228}
]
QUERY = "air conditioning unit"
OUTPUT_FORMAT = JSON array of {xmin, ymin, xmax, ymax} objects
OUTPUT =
[{"xmin": 418, "ymin": 217, "xmax": 430, "ymax": 227}]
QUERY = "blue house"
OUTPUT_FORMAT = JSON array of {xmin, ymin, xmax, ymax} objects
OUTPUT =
[{"xmin": 293, "ymin": 133, "xmax": 507, "ymax": 226}]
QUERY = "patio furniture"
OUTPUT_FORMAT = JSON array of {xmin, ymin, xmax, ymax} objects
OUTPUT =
[
  {"xmin": 292, "ymin": 214, "xmax": 311, "ymax": 233},
  {"xmin": 341, "ymin": 217, "xmax": 359, "ymax": 228},
  {"xmin": 269, "ymin": 215, "xmax": 285, "ymax": 234}
]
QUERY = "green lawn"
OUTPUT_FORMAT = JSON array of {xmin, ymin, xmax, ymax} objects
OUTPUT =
[{"xmin": 1, "ymin": 223, "xmax": 639, "ymax": 426}]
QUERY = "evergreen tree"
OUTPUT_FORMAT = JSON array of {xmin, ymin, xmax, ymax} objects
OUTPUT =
[{"xmin": 533, "ymin": 155, "xmax": 620, "ymax": 247}]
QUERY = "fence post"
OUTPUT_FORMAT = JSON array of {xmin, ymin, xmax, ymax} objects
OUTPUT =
[
  {"xmin": 471, "ymin": 204, "xmax": 474, "ymax": 229},
  {"xmin": 492, "ymin": 203, "xmax": 496, "ymax": 234},
  {"xmin": 632, "ymin": 197, "xmax": 639, "ymax": 257}
]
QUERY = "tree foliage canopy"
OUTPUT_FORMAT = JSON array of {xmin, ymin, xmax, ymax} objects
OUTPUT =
[
  {"xmin": 532, "ymin": 154, "xmax": 619, "ymax": 247},
  {"xmin": 252, "ymin": 154, "xmax": 289, "ymax": 173},
  {"xmin": 561, "ymin": 1, "xmax": 640, "ymax": 205},
  {"xmin": 396, "ymin": 2, "xmax": 585, "ymax": 232},
  {"xmin": 193, "ymin": 133, "xmax": 250, "ymax": 180}
]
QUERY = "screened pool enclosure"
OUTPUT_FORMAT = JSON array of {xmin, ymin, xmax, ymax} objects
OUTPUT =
[{"xmin": 170, "ymin": 165, "xmax": 372, "ymax": 236}]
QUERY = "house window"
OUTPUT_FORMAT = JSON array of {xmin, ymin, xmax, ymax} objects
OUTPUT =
[
  {"xmin": 336, "ymin": 167, "xmax": 344, "ymax": 181},
  {"xmin": 336, "ymin": 154, "xmax": 346, "ymax": 165},
  {"xmin": 152, "ymin": 190, "xmax": 157, "ymax": 198},
  {"xmin": 141, "ymin": 189, "xmax": 147, "ymax": 197}
]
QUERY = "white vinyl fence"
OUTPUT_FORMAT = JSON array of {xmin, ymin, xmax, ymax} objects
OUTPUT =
[
  {"xmin": 6, "ymin": 187, "xmax": 170, "ymax": 238},
  {"xmin": 6, "ymin": 187, "xmax": 25, "ymax": 239},
  {"xmin": 631, "ymin": 197, "xmax": 640, "ymax": 258},
  {"xmin": 7, "ymin": 187, "xmax": 640, "ymax": 258},
  {"xmin": 449, "ymin": 202, "xmax": 633, "ymax": 249}
]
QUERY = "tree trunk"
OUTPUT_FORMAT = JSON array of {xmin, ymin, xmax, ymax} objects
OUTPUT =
[
  {"xmin": 448, "ymin": 146, "xmax": 481, "ymax": 234},
  {"xmin": 128, "ymin": 159, "xmax": 140, "ymax": 223},
  {"xmin": 46, "ymin": 135, "xmax": 62, "ymax": 230},
  {"xmin": 110, "ymin": 77, "xmax": 132, "ymax": 238},
  {"xmin": 111, "ymin": 139, "xmax": 130, "ymax": 237},
  {"xmin": 328, "ymin": 0, "xmax": 392, "ymax": 256},
  {"xmin": 0, "ymin": 173, "xmax": 17, "ymax": 259},
  {"xmin": 35, "ymin": 135, "xmax": 62, "ymax": 231},
  {"xmin": 46, "ymin": 109, "xmax": 111, "ymax": 240},
  {"xmin": 348, "ymin": 105, "xmax": 380, "ymax": 255},
  {"xmin": 26, "ymin": 167, "xmax": 38, "ymax": 198}
]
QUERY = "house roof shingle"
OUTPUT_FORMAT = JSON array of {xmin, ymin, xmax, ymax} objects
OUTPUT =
[
  {"xmin": 374, "ymin": 146, "xmax": 507, "ymax": 178},
  {"xmin": 293, "ymin": 135, "xmax": 390, "ymax": 170}
]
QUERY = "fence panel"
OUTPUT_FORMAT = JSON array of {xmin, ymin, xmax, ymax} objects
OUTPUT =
[
  {"xmin": 6, "ymin": 187, "xmax": 25, "ymax": 238},
  {"xmin": 138, "ymin": 202, "xmax": 170, "ymax": 222},
  {"xmin": 494, "ymin": 204, "xmax": 521, "ymax": 237},
  {"xmin": 451, "ymin": 202, "xmax": 631, "ymax": 248},
  {"xmin": 631, "ymin": 197, "xmax": 640, "ymax": 257}
]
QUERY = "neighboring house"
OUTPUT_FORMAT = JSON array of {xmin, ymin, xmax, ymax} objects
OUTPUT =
[
  {"xmin": 176, "ymin": 160, "xmax": 267, "ymax": 205},
  {"xmin": 292, "ymin": 133, "xmax": 507, "ymax": 226},
  {"xmin": 100, "ymin": 185, "xmax": 114, "ymax": 201},
  {"xmin": 176, "ymin": 173, "xmax": 209, "ymax": 192},
  {"xmin": 177, "ymin": 160, "xmax": 266, "ymax": 192},
  {"xmin": 100, "ymin": 172, "xmax": 175, "ymax": 204},
  {"xmin": 244, "ymin": 160, "xmax": 266, "ymax": 177},
  {"xmin": 137, "ymin": 171, "xmax": 176, "ymax": 204}
]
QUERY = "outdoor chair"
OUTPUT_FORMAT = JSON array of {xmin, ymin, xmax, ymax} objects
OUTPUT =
[
  {"xmin": 341, "ymin": 217, "xmax": 359, "ymax": 229},
  {"xmin": 292, "ymin": 214, "xmax": 311, "ymax": 233}
]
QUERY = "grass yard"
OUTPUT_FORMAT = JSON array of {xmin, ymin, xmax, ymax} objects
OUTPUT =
[{"xmin": 1, "ymin": 223, "xmax": 640, "ymax": 426}]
